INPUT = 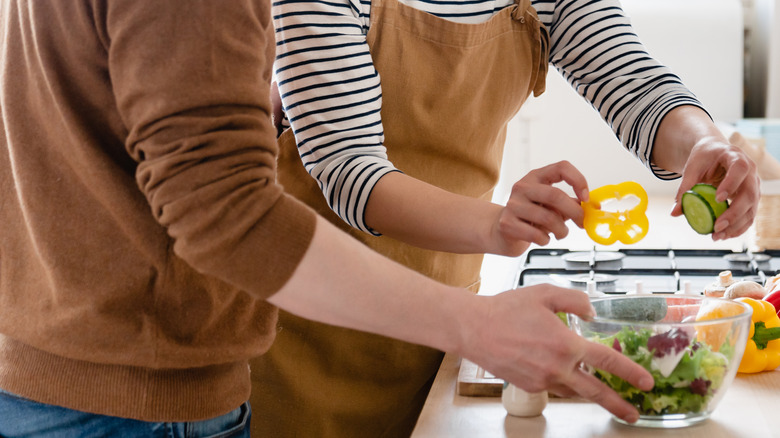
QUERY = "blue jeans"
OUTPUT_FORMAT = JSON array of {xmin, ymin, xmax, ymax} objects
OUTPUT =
[{"xmin": 0, "ymin": 388, "xmax": 251, "ymax": 438}]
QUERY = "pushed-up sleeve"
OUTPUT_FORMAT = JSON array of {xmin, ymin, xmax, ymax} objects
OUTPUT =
[
  {"xmin": 539, "ymin": 0, "xmax": 707, "ymax": 179},
  {"xmin": 273, "ymin": 0, "xmax": 399, "ymax": 235},
  {"xmin": 106, "ymin": 0, "xmax": 316, "ymax": 299}
]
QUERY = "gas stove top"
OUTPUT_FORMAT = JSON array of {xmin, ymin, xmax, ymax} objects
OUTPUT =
[{"xmin": 514, "ymin": 248, "xmax": 780, "ymax": 295}]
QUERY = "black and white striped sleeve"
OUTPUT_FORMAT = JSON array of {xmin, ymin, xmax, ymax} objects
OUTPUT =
[
  {"xmin": 273, "ymin": 0, "xmax": 396, "ymax": 235},
  {"xmin": 535, "ymin": 0, "xmax": 707, "ymax": 179}
]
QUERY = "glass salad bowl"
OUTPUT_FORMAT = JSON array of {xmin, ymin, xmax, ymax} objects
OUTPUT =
[{"xmin": 568, "ymin": 294, "xmax": 752, "ymax": 428}]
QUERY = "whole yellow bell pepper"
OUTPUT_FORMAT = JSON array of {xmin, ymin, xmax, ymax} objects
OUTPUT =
[
  {"xmin": 582, "ymin": 181, "xmax": 649, "ymax": 245},
  {"xmin": 734, "ymin": 297, "xmax": 780, "ymax": 373}
]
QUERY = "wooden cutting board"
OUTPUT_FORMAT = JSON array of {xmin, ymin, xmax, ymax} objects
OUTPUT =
[
  {"xmin": 456, "ymin": 359, "xmax": 565, "ymax": 398},
  {"xmin": 456, "ymin": 358, "xmax": 503, "ymax": 397}
]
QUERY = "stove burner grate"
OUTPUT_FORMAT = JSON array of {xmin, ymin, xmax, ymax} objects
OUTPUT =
[
  {"xmin": 724, "ymin": 253, "xmax": 771, "ymax": 263},
  {"xmin": 517, "ymin": 248, "xmax": 780, "ymax": 295},
  {"xmin": 561, "ymin": 251, "xmax": 625, "ymax": 264},
  {"xmin": 565, "ymin": 273, "xmax": 618, "ymax": 285}
]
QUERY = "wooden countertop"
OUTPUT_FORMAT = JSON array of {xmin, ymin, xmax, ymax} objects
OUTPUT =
[
  {"xmin": 412, "ymin": 354, "xmax": 780, "ymax": 438},
  {"xmin": 412, "ymin": 196, "xmax": 780, "ymax": 437}
]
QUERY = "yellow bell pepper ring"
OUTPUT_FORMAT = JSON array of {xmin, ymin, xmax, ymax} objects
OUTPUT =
[
  {"xmin": 582, "ymin": 181, "xmax": 649, "ymax": 245},
  {"xmin": 734, "ymin": 297, "xmax": 780, "ymax": 373}
]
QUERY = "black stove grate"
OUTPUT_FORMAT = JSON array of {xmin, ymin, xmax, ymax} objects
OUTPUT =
[{"xmin": 515, "ymin": 248, "xmax": 780, "ymax": 295}]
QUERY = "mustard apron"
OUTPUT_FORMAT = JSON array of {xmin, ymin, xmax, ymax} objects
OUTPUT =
[{"xmin": 251, "ymin": 0, "xmax": 548, "ymax": 435}]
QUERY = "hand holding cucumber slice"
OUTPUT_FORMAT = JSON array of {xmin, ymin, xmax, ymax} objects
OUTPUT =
[{"xmin": 681, "ymin": 183, "xmax": 729, "ymax": 234}]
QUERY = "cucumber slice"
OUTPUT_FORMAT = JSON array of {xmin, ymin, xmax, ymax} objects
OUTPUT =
[
  {"xmin": 682, "ymin": 191, "xmax": 716, "ymax": 234},
  {"xmin": 690, "ymin": 183, "xmax": 729, "ymax": 218}
]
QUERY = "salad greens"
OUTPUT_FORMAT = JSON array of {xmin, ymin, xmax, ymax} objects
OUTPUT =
[{"xmin": 591, "ymin": 326, "xmax": 730, "ymax": 416}]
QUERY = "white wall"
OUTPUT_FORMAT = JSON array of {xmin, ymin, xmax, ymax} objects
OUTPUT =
[
  {"xmin": 743, "ymin": 0, "xmax": 780, "ymax": 118},
  {"xmin": 763, "ymin": 0, "xmax": 780, "ymax": 118},
  {"xmin": 494, "ymin": 0, "xmax": 744, "ymax": 203}
]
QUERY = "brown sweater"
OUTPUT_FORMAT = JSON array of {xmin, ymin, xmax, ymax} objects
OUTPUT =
[{"xmin": 0, "ymin": 0, "xmax": 316, "ymax": 422}]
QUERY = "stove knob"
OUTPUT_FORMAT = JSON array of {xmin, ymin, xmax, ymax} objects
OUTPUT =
[
  {"xmin": 627, "ymin": 280, "xmax": 643, "ymax": 295},
  {"xmin": 675, "ymin": 280, "xmax": 694, "ymax": 295}
]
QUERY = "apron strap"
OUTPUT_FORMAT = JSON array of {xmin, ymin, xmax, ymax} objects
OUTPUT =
[{"xmin": 510, "ymin": 0, "xmax": 550, "ymax": 96}]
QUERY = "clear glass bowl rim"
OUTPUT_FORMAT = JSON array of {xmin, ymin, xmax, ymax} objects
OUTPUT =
[{"xmin": 570, "ymin": 294, "xmax": 754, "ymax": 327}]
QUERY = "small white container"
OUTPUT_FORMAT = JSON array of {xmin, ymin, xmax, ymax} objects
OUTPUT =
[{"xmin": 502, "ymin": 382, "xmax": 548, "ymax": 417}]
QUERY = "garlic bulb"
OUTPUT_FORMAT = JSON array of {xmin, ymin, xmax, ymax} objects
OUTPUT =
[{"xmin": 502, "ymin": 382, "xmax": 547, "ymax": 417}]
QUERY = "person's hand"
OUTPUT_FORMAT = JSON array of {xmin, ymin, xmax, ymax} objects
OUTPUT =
[
  {"xmin": 460, "ymin": 285, "xmax": 654, "ymax": 423},
  {"xmin": 670, "ymin": 137, "xmax": 759, "ymax": 241},
  {"xmin": 493, "ymin": 161, "xmax": 589, "ymax": 254}
]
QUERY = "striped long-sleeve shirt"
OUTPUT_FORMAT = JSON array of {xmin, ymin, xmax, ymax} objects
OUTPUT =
[{"xmin": 273, "ymin": 0, "xmax": 704, "ymax": 235}]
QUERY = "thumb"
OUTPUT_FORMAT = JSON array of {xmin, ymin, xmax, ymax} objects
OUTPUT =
[{"xmin": 540, "ymin": 286, "xmax": 595, "ymax": 319}]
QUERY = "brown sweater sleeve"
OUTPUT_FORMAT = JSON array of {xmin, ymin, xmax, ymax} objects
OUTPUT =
[{"xmin": 102, "ymin": 0, "xmax": 316, "ymax": 298}]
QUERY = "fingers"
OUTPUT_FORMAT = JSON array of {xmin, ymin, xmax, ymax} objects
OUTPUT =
[
  {"xmin": 501, "ymin": 161, "xmax": 589, "ymax": 243},
  {"xmin": 675, "ymin": 141, "xmax": 760, "ymax": 238},
  {"xmin": 539, "ymin": 286, "xmax": 595, "ymax": 318},
  {"xmin": 714, "ymin": 162, "xmax": 759, "ymax": 240},
  {"xmin": 502, "ymin": 198, "xmax": 573, "ymax": 239},
  {"xmin": 476, "ymin": 287, "xmax": 650, "ymax": 423},
  {"xmin": 541, "ymin": 332, "xmax": 653, "ymax": 423},
  {"xmin": 508, "ymin": 182, "xmax": 584, "ymax": 228},
  {"xmin": 498, "ymin": 181, "xmax": 584, "ymax": 248},
  {"xmin": 581, "ymin": 341, "xmax": 654, "ymax": 392},
  {"xmin": 715, "ymin": 150, "xmax": 756, "ymax": 202},
  {"xmin": 496, "ymin": 214, "xmax": 554, "ymax": 247},
  {"xmin": 714, "ymin": 204, "xmax": 755, "ymax": 241},
  {"xmin": 540, "ymin": 288, "xmax": 653, "ymax": 422},
  {"xmin": 575, "ymin": 342, "xmax": 653, "ymax": 422},
  {"xmin": 563, "ymin": 364, "xmax": 644, "ymax": 423},
  {"xmin": 546, "ymin": 385, "xmax": 578, "ymax": 399},
  {"xmin": 528, "ymin": 160, "xmax": 590, "ymax": 201}
]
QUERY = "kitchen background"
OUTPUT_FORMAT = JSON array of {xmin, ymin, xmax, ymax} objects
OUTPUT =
[{"xmin": 494, "ymin": 0, "xmax": 780, "ymax": 202}]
